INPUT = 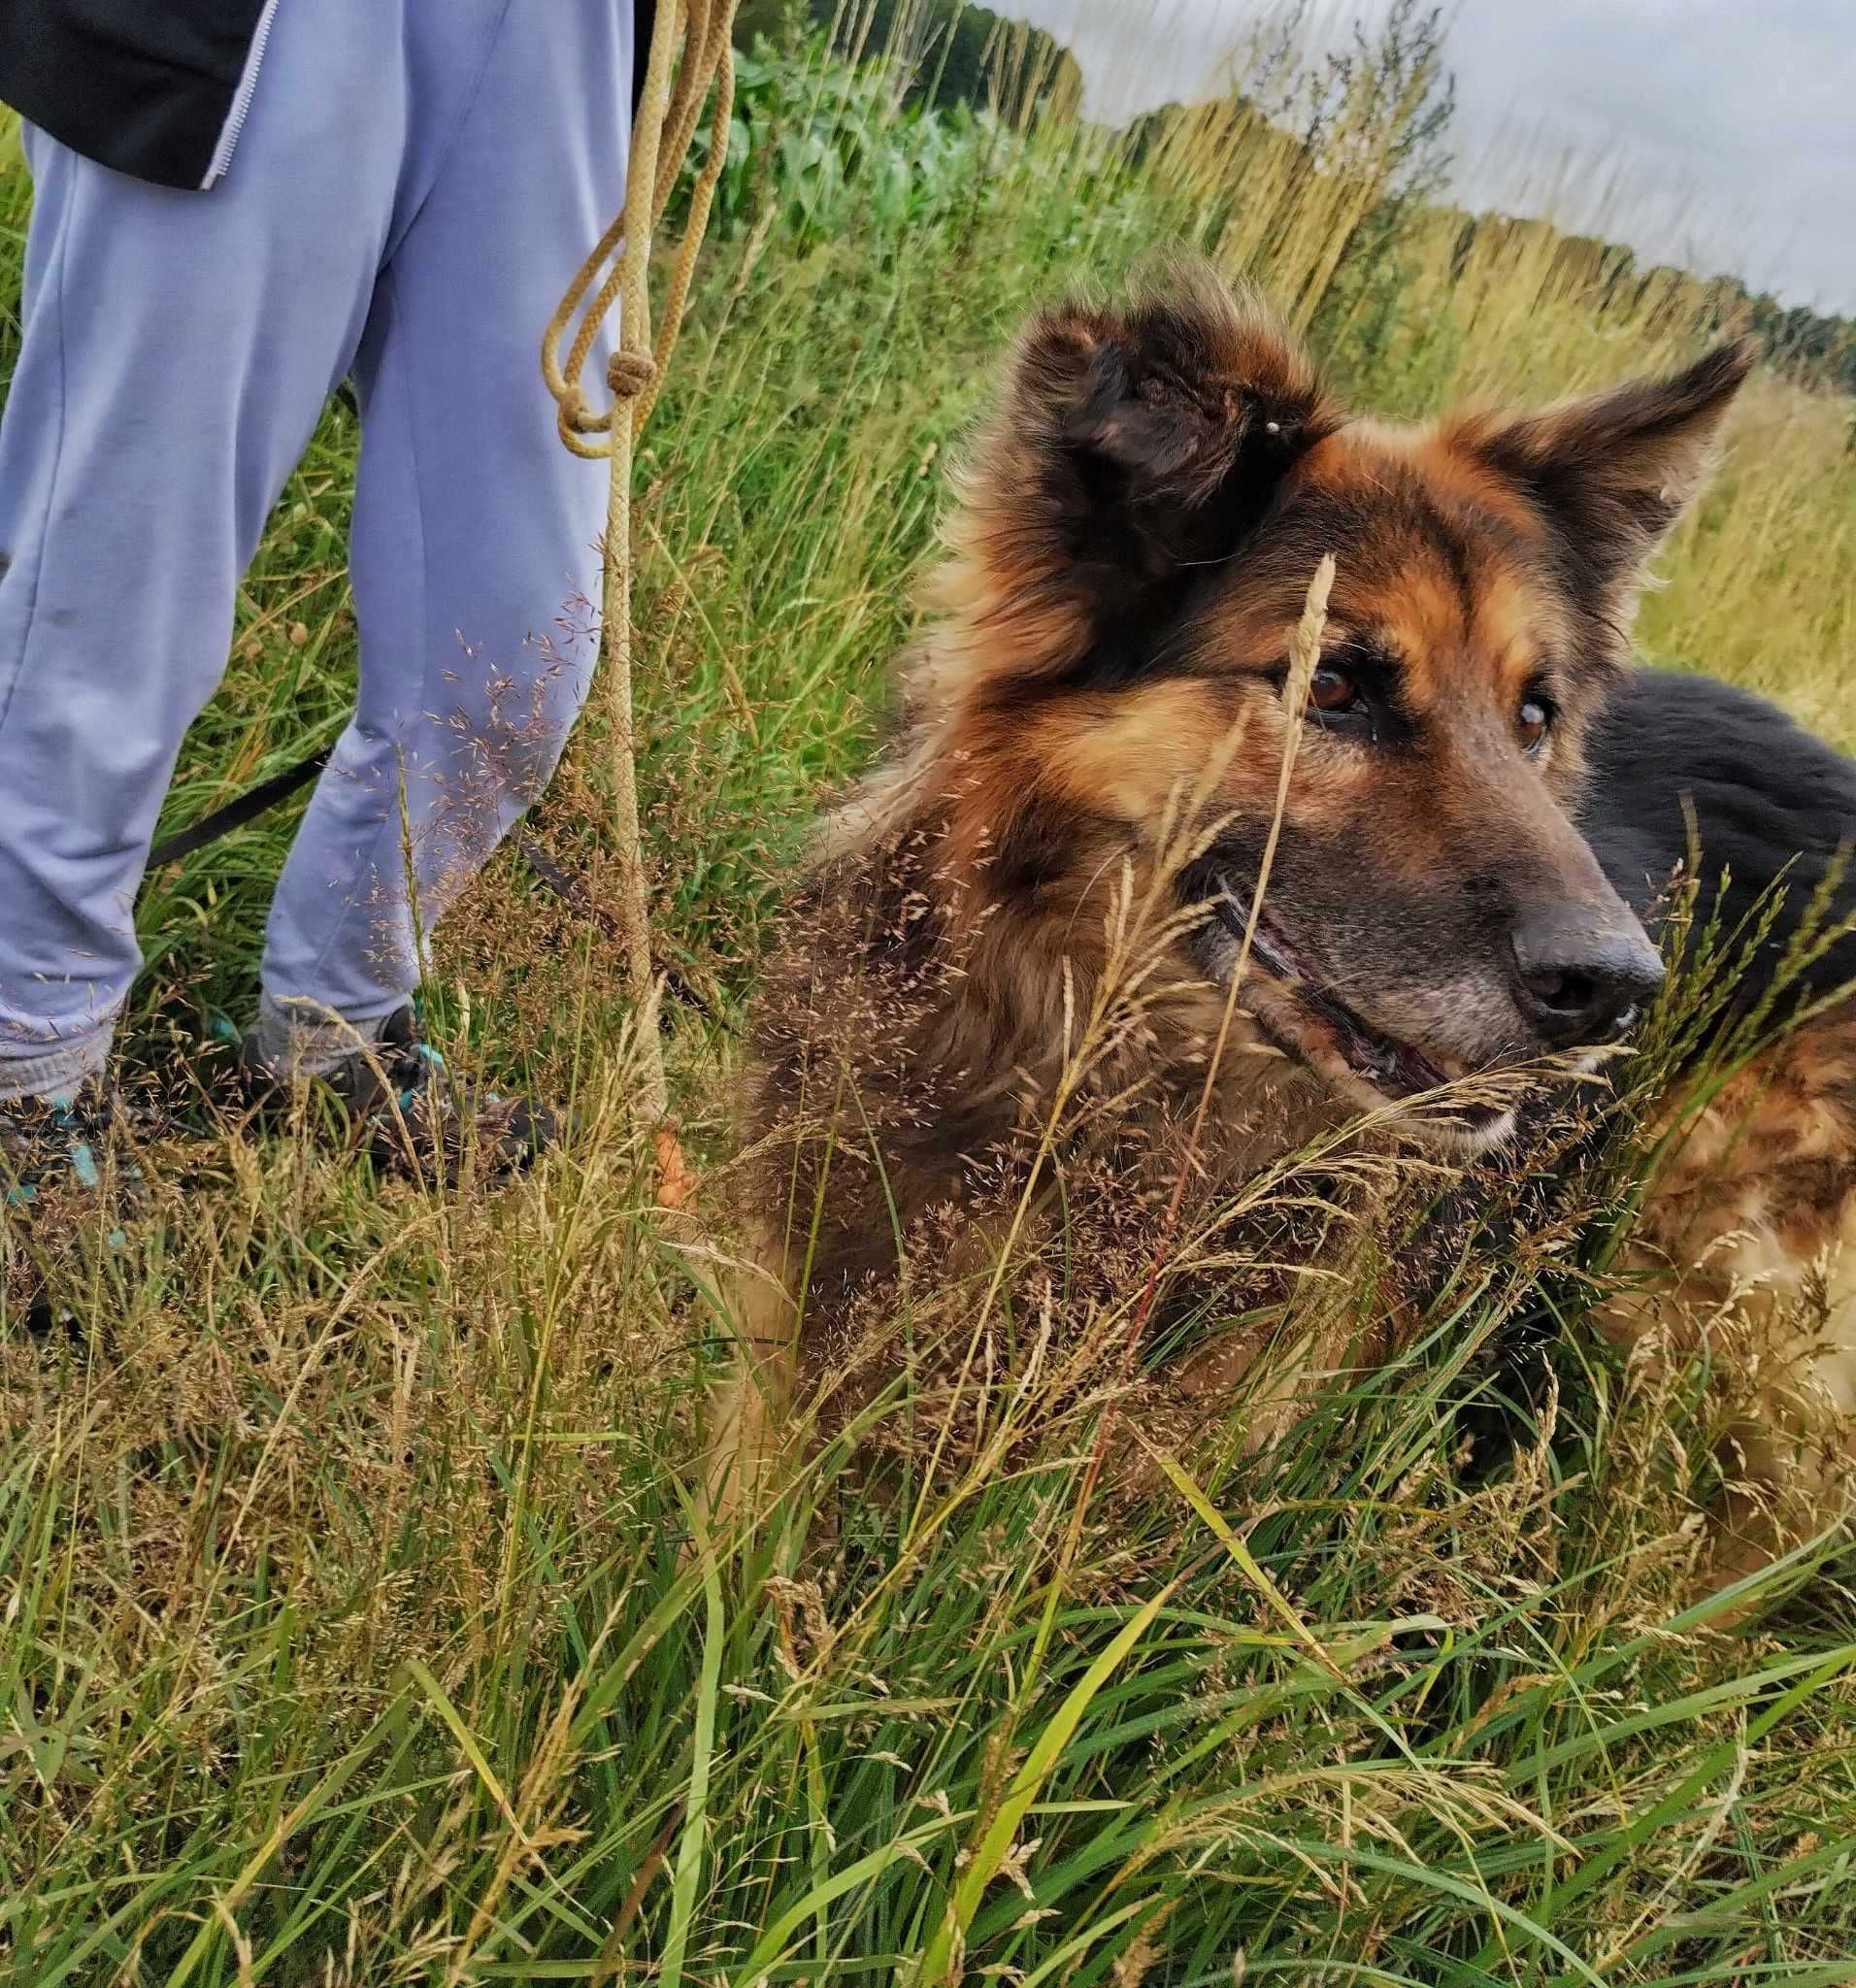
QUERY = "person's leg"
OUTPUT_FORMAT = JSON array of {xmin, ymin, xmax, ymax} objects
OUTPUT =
[
  {"xmin": 0, "ymin": 0, "xmax": 413, "ymax": 1103},
  {"xmin": 258, "ymin": 5, "xmax": 632, "ymax": 1043}
]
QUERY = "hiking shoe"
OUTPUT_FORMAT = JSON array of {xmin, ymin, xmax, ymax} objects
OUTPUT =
[
  {"xmin": 1, "ymin": 1080, "xmax": 142, "ymax": 1221},
  {"xmin": 231, "ymin": 1006, "xmax": 566, "ymax": 1177},
  {"xmin": 2, "ymin": 1080, "xmax": 143, "ymax": 1330}
]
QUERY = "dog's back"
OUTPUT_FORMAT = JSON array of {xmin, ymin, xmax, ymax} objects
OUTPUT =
[
  {"xmin": 1584, "ymin": 669, "xmax": 1856, "ymax": 1004},
  {"xmin": 1578, "ymin": 670, "xmax": 1856, "ymax": 1577}
]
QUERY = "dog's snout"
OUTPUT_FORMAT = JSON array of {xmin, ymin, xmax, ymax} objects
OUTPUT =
[{"xmin": 1509, "ymin": 905, "xmax": 1665, "ymax": 1049}]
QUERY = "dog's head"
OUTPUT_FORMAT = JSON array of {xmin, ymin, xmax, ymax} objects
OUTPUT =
[{"xmin": 927, "ymin": 267, "xmax": 1754, "ymax": 1147}]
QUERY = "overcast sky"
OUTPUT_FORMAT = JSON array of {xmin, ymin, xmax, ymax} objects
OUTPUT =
[{"xmin": 1011, "ymin": 1, "xmax": 1856, "ymax": 314}]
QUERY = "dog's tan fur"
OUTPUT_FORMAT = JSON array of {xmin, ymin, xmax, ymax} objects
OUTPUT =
[
  {"xmin": 713, "ymin": 267, "xmax": 1853, "ymax": 1577},
  {"xmin": 1601, "ymin": 1020, "xmax": 1856, "ymax": 1575}
]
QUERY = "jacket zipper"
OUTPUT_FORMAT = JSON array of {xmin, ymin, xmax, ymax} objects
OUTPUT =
[{"xmin": 201, "ymin": 0, "xmax": 282, "ymax": 189}]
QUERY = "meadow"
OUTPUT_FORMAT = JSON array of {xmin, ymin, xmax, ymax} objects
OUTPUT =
[{"xmin": 3, "ymin": 14, "xmax": 1856, "ymax": 1982}]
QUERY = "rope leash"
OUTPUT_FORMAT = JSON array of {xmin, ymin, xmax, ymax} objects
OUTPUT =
[{"xmin": 541, "ymin": 0, "xmax": 739, "ymax": 1123}]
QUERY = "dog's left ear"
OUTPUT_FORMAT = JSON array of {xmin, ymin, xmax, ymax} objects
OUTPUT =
[
  {"xmin": 1461, "ymin": 337, "xmax": 1757, "ymax": 646},
  {"xmin": 942, "ymin": 269, "xmax": 1342, "ymax": 681}
]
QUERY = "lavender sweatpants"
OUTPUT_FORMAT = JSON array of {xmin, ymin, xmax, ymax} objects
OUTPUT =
[{"xmin": 0, "ymin": 0, "xmax": 631, "ymax": 1099}]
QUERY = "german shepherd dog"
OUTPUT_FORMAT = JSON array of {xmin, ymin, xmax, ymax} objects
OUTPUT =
[{"xmin": 718, "ymin": 266, "xmax": 1856, "ymax": 1581}]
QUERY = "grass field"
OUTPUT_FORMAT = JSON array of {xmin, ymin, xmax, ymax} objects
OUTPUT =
[{"xmin": 4, "ymin": 20, "xmax": 1856, "ymax": 1985}]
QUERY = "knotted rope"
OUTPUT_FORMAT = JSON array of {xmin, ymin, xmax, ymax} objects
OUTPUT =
[{"xmin": 543, "ymin": 0, "xmax": 738, "ymax": 1122}]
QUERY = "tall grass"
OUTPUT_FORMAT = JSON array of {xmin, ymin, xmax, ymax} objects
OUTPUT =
[{"xmin": 3, "ymin": 16, "xmax": 1855, "ymax": 1983}]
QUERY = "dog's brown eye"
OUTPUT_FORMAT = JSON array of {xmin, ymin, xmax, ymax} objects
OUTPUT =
[
  {"xmin": 1518, "ymin": 697, "xmax": 1552, "ymax": 752},
  {"xmin": 1309, "ymin": 665, "xmax": 1359, "ymax": 714}
]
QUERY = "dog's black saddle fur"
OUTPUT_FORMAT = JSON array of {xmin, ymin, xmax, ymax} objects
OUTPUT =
[{"xmin": 1582, "ymin": 668, "xmax": 1856, "ymax": 1007}]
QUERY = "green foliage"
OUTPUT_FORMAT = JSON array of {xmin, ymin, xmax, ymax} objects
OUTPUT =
[
  {"xmin": 686, "ymin": 39, "xmax": 1030, "ymax": 248},
  {"xmin": 736, "ymin": 0, "xmax": 1084, "ymax": 120},
  {"xmin": 1302, "ymin": 0, "xmax": 1457, "ymax": 374}
]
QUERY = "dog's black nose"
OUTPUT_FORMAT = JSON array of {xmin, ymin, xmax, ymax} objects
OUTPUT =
[{"xmin": 1510, "ymin": 906, "xmax": 1665, "ymax": 1049}]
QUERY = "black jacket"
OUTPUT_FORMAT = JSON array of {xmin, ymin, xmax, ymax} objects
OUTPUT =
[{"xmin": 0, "ymin": 1, "xmax": 653, "ymax": 191}]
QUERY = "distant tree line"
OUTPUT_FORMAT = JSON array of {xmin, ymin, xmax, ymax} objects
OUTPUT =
[
  {"xmin": 1710, "ymin": 282, "xmax": 1856, "ymax": 394},
  {"xmin": 1484, "ymin": 224, "xmax": 1856, "ymax": 395}
]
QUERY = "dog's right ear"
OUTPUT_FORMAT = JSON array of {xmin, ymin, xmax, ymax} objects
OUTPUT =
[{"xmin": 938, "ymin": 270, "xmax": 1342, "ymax": 684}]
